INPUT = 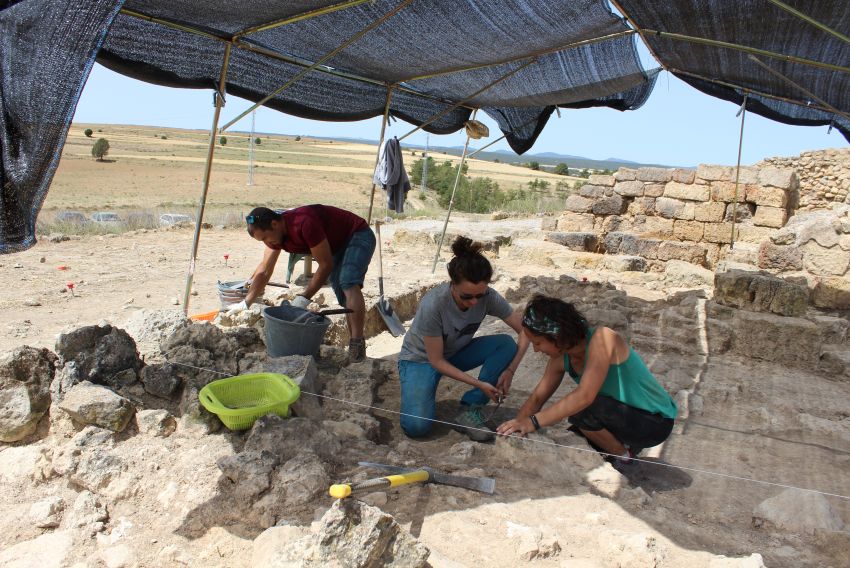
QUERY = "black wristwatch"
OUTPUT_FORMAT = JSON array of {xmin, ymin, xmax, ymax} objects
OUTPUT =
[{"xmin": 530, "ymin": 414, "xmax": 541, "ymax": 431}]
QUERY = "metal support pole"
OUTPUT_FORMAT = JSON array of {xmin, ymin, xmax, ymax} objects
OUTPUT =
[
  {"xmin": 182, "ymin": 44, "xmax": 232, "ymax": 314},
  {"xmin": 367, "ymin": 86, "xmax": 395, "ymax": 224},
  {"xmin": 730, "ymin": 95, "xmax": 748, "ymax": 249},
  {"xmin": 431, "ymin": 111, "xmax": 477, "ymax": 273}
]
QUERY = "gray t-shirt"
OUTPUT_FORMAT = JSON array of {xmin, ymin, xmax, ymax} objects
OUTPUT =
[{"xmin": 398, "ymin": 282, "xmax": 513, "ymax": 362}]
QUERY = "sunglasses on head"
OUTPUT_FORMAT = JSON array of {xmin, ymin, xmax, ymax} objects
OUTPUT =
[{"xmin": 245, "ymin": 214, "xmax": 257, "ymax": 224}]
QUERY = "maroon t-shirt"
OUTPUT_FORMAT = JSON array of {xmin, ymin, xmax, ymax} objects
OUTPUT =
[{"xmin": 269, "ymin": 205, "xmax": 368, "ymax": 254}]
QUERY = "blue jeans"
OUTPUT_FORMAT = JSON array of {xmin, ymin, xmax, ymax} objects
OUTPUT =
[
  {"xmin": 330, "ymin": 228, "xmax": 376, "ymax": 306},
  {"xmin": 397, "ymin": 334, "xmax": 517, "ymax": 438}
]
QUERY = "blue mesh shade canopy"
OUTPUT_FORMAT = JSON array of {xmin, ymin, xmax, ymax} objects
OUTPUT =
[{"xmin": 1, "ymin": 0, "xmax": 847, "ymax": 253}]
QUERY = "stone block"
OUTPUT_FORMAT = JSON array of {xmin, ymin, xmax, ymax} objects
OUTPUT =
[
  {"xmin": 757, "ymin": 242, "xmax": 803, "ymax": 271},
  {"xmin": 736, "ymin": 224, "xmax": 777, "ymax": 244},
  {"xmin": 588, "ymin": 174, "xmax": 615, "ymax": 187},
  {"xmin": 544, "ymin": 232, "xmax": 599, "ymax": 252},
  {"xmin": 655, "ymin": 197, "xmax": 694, "ymax": 220},
  {"xmin": 697, "ymin": 164, "xmax": 733, "ymax": 181},
  {"xmin": 672, "ymin": 168, "xmax": 696, "ymax": 184},
  {"xmin": 644, "ymin": 183, "xmax": 665, "ymax": 197},
  {"xmin": 0, "ymin": 346, "xmax": 56, "ymax": 442},
  {"xmin": 703, "ymin": 222, "xmax": 737, "ymax": 244},
  {"xmin": 811, "ymin": 315, "xmax": 849, "ymax": 345},
  {"xmin": 752, "ymin": 206, "xmax": 787, "ymax": 228},
  {"xmin": 812, "ymin": 277, "xmax": 850, "ymax": 309},
  {"xmin": 627, "ymin": 197, "xmax": 655, "ymax": 216},
  {"xmin": 602, "ymin": 232, "xmax": 638, "ymax": 255},
  {"xmin": 803, "ymin": 242, "xmax": 850, "ymax": 276},
  {"xmin": 714, "ymin": 269, "xmax": 809, "ymax": 317},
  {"xmin": 58, "ymin": 381, "xmax": 135, "ymax": 432},
  {"xmin": 636, "ymin": 167, "xmax": 673, "ymax": 183},
  {"xmin": 746, "ymin": 185, "xmax": 789, "ymax": 208},
  {"xmin": 736, "ymin": 166, "xmax": 760, "ymax": 185},
  {"xmin": 614, "ymin": 180, "xmax": 645, "ymax": 197},
  {"xmin": 656, "ymin": 241, "xmax": 707, "ymax": 265},
  {"xmin": 710, "ymin": 181, "xmax": 744, "ymax": 202},
  {"xmin": 636, "ymin": 239, "xmax": 662, "ymax": 260},
  {"xmin": 599, "ymin": 215, "xmax": 632, "ymax": 233},
  {"xmin": 614, "ymin": 168, "xmax": 636, "ymax": 181},
  {"xmin": 725, "ymin": 202, "xmax": 755, "ymax": 223},
  {"xmin": 694, "ymin": 201, "xmax": 726, "ymax": 222},
  {"xmin": 564, "ymin": 195, "xmax": 594, "ymax": 213},
  {"xmin": 633, "ymin": 215, "xmax": 674, "ymax": 238},
  {"xmin": 758, "ymin": 166, "xmax": 798, "ymax": 190},
  {"xmin": 592, "ymin": 194, "xmax": 627, "ymax": 215},
  {"xmin": 673, "ymin": 220, "xmax": 704, "ymax": 242},
  {"xmin": 753, "ymin": 489, "xmax": 843, "ymax": 534},
  {"xmin": 664, "ymin": 181, "xmax": 710, "ymax": 201},
  {"xmin": 602, "ymin": 255, "xmax": 647, "ymax": 272},
  {"xmin": 732, "ymin": 311, "xmax": 821, "ymax": 366},
  {"xmin": 556, "ymin": 212, "xmax": 595, "ymax": 232},
  {"xmin": 703, "ymin": 242, "xmax": 722, "ymax": 267},
  {"xmin": 579, "ymin": 184, "xmax": 607, "ymax": 198}
]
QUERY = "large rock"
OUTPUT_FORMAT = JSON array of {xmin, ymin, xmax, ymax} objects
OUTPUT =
[
  {"xmin": 753, "ymin": 489, "xmax": 844, "ymax": 534},
  {"xmin": 614, "ymin": 180, "xmax": 645, "ymax": 196},
  {"xmin": 758, "ymin": 166, "xmax": 798, "ymax": 190},
  {"xmin": 636, "ymin": 167, "xmax": 672, "ymax": 183},
  {"xmin": 714, "ymin": 270, "xmax": 809, "ymax": 317},
  {"xmin": 812, "ymin": 277, "xmax": 850, "ymax": 309},
  {"xmin": 732, "ymin": 311, "xmax": 822, "ymax": 366},
  {"xmin": 564, "ymin": 195, "xmax": 594, "ymax": 213},
  {"xmin": 52, "ymin": 427, "xmax": 126, "ymax": 494},
  {"xmin": 656, "ymin": 241, "xmax": 707, "ymax": 265},
  {"xmin": 545, "ymin": 232, "xmax": 599, "ymax": 252},
  {"xmin": 655, "ymin": 197, "xmax": 694, "ymax": 220},
  {"xmin": 0, "ymin": 530, "xmax": 74, "ymax": 568},
  {"xmin": 121, "ymin": 308, "xmax": 190, "ymax": 358},
  {"xmin": 140, "ymin": 362, "xmax": 182, "ymax": 398},
  {"xmin": 305, "ymin": 500, "xmax": 430, "ymax": 567},
  {"xmin": 664, "ymin": 181, "xmax": 709, "ymax": 201},
  {"xmin": 757, "ymin": 242, "xmax": 803, "ymax": 271},
  {"xmin": 665, "ymin": 260, "xmax": 714, "ymax": 287},
  {"xmin": 0, "ymin": 346, "xmax": 56, "ymax": 442},
  {"xmin": 58, "ymin": 381, "xmax": 135, "ymax": 432},
  {"xmin": 55, "ymin": 324, "xmax": 141, "ymax": 389},
  {"xmin": 803, "ymin": 242, "xmax": 850, "ymax": 276},
  {"xmin": 592, "ymin": 194, "xmax": 627, "ymax": 215}
]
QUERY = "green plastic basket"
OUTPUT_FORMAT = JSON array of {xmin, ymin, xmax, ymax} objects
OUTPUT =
[{"xmin": 198, "ymin": 373, "xmax": 301, "ymax": 430}]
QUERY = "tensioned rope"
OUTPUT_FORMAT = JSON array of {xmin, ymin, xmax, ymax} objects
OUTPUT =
[{"xmin": 165, "ymin": 359, "xmax": 850, "ymax": 501}]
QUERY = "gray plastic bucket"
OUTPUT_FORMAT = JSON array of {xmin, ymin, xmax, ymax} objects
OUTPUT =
[
  {"xmin": 218, "ymin": 280, "xmax": 262, "ymax": 310},
  {"xmin": 262, "ymin": 305, "xmax": 332, "ymax": 357}
]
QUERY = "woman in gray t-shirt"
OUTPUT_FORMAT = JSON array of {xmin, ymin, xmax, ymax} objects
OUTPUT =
[{"xmin": 397, "ymin": 236, "xmax": 529, "ymax": 441}]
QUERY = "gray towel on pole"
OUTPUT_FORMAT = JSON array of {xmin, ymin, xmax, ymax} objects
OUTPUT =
[{"xmin": 373, "ymin": 137, "xmax": 410, "ymax": 213}]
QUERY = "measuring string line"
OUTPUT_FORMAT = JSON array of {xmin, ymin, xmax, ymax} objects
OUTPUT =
[{"xmin": 165, "ymin": 359, "xmax": 850, "ymax": 501}]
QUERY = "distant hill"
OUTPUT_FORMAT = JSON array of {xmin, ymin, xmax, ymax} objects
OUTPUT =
[{"xmin": 295, "ymin": 134, "xmax": 683, "ymax": 171}]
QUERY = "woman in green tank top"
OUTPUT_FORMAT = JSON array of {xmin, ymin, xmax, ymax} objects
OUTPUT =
[{"xmin": 497, "ymin": 294, "xmax": 677, "ymax": 465}]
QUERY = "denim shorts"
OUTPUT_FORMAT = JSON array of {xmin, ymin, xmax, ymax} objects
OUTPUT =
[{"xmin": 330, "ymin": 228, "xmax": 376, "ymax": 305}]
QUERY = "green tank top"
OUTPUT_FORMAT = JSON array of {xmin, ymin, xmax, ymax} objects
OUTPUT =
[{"xmin": 564, "ymin": 328, "xmax": 677, "ymax": 420}]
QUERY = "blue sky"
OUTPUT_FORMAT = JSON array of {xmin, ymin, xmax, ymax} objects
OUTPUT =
[{"xmin": 74, "ymin": 62, "xmax": 845, "ymax": 168}]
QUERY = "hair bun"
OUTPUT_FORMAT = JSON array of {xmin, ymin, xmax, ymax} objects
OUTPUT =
[{"xmin": 451, "ymin": 235, "xmax": 482, "ymax": 257}]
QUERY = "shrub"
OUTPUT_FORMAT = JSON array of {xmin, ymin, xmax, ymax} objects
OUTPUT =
[
  {"xmin": 295, "ymin": 135, "xmax": 302, "ymax": 141},
  {"xmin": 161, "ymin": 135, "xmax": 167, "ymax": 140},
  {"xmin": 255, "ymin": 137, "xmax": 261, "ymax": 145},
  {"xmin": 554, "ymin": 163, "xmax": 569, "ymax": 175},
  {"xmin": 84, "ymin": 128, "xmax": 93, "ymax": 138},
  {"xmin": 528, "ymin": 161, "xmax": 540, "ymax": 171},
  {"xmin": 91, "ymin": 138, "xmax": 110, "ymax": 161},
  {"xmin": 220, "ymin": 136, "xmax": 227, "ymax": 145}
]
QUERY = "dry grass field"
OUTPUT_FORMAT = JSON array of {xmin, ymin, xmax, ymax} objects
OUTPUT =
[{"xmin": 44, "ymin": 123, "xmax": 580, "ymax": 230}]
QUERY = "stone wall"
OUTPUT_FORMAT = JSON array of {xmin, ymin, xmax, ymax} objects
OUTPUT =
[
  {"xmin": 759, "ymin": 148, "xmax": 850, "ymax": 210},
  {"xmin": 545, "ymin": 164, "xmax": 799, "ymax": 269}
]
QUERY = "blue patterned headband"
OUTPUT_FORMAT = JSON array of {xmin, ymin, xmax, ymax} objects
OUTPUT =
[{"xmin": 522, "ymin": 306, "xmax": 560, "ymax": 335}]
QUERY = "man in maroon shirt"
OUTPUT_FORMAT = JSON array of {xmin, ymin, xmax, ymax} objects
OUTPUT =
[{"xmin": 241, "ymin": 205, "xmax": 376, "ymax": 362}]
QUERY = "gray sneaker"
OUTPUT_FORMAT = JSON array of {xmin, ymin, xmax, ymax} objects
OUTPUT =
[{"xmin": 453, "ymin": 405, "xmax": 495, "ymax": 442}]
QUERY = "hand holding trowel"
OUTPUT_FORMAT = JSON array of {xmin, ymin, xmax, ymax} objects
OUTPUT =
[{"xmin": 329, "ymin": 462, "xmax": 495, "ymax": 499}]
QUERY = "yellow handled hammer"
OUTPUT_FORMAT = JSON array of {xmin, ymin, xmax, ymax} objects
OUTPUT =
[{"xmin": 329, "ymin": 462, "xmax": 495, "ymax": 499}]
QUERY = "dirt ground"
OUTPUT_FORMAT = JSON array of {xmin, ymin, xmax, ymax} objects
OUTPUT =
[{"xmin": 3, "ymin": 216, "xmax": 849, "ymax": 567}]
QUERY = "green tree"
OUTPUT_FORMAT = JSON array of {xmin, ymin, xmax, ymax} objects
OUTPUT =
[
  {"xmin": 91, "ymin": 138, "xmax": 110, "ymax": 161},
  {"xmin": 528, "ymin": 161, "xmax": 540, "ymax": 171},
  {"xmin": 554, "ymin": 163, "xmax": 569, "ymax": 175},
  {"xmin": 219, "ymin": 136, "xmax": 227, "ymax": 145},
  {"xmin": 255, "ymin": 137, "xmax": 262, "ymax": 145},
  {"xmin": 84, "ymin": 128, "xmax": 93, "ymax": 138},
  {"xmin": 294, "ymin": 135, "xmax": 302, "ymax": 141}
]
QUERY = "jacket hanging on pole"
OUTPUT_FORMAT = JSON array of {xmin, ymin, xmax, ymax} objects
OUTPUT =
[{"xmin": 372, "ymin": 137, "xmax": 410, "ymax": 214}]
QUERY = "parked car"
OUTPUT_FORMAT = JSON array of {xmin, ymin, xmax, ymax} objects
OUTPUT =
[
  {"xmin": 91, "ymin": 212, "xmax": 121, "ymax": 224},
  {"xmin": 54, "ymin": 211, "xmax": 88, "ymax": 225},
  {"xmin": 159, "ymin": 213, "xmax": 193, "ymax": 226}
]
